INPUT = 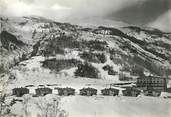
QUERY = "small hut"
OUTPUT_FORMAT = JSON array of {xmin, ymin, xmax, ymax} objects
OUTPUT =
[
  {"xmin": 55, "ymin": 87, "xmax": 75, "ymax": 96},
  {"xmin": 80, "ymin": 87, "xmax": 97, "ymax": 96},
  {"xmin": 12, "ymin": 88, "xmax": 29, "ymax": 97},
  {"xmin": 122, "ymin": 87, "xmax": 141, "ymax": 97},
  {"xmin": 35, "ymin": 87, "xmax": 52, "ymax": 96},
  {"xmin": 101, "ymin": 88, "xmax": 119, "ymax": 96}
]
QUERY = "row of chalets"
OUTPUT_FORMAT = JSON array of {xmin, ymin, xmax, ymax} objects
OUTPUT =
[
  {"xmin": 12, "ymin": 87, "xmax": 143, "ymax": 97},
  {"xmin": 11, "ymin": 76, "xmax": 170, "ymax": 97}
]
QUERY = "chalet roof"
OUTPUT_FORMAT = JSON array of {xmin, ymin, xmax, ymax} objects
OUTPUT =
[
  {"xmin": 63, "ymin": 87, "xmax": 75, "ymax": 90},
  {"xmin": 13, "ymin": 87, "xmax": 29, "ymax": 90},
  {"xmin": 35, "ymin": 87, "xmax": 52, "ymax": 91},
  {"xmin": 137, "ymin": 76, "xmax": 165, "ymax": 79},
  {"xmin": 54, "ymin": 87, "xmax": 62, "ymax": 90},
  {"xmin": 101, "ymin": 88, "xmax": 119, "ymax": 91},
  {"xmin": 80, "ymin": 87, "xmax": 97, "ymax": 91},
  {"xmin": 54, "ymin": 87, "xmax": 75, "ymax": 91}
]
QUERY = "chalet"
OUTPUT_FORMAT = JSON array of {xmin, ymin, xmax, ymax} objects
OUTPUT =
[
  {"xmin": 55, "ymin": 87, "xmax": 75, "ymax": 96},
  {"xmin": 12, "ymin": 88, "xmax": 29, "ymax": 97},
  {"xmin": 122, "ymin": 87, "xmax": 141, "ymax": 97},
  {"xmin": 101, "ymin": 88, "xmax": 119, "ymax": 96},
  {"xmin": 63, "ymin": 88, "xmax": 75, "ymax": 96},
  {"xmin": 136, "ymin": 76, "xmax": 167, "ymax": 92},
  {"xmin": 166, "ymin": 87, "xmax": 171, "ymax": 93},
  {"xmin": 80, "ymin": 88, "xmax": 97, "ymax": 96},
  {"xmin": 35, "ymin": 87, "xmax": 52, "ymax": 96}
]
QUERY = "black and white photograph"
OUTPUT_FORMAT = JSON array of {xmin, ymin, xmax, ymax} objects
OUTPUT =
[{"xmin": 0, "ymin": 0, "xmax": 171, "ymax": 117}]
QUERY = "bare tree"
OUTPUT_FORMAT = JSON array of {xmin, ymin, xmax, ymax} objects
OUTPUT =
[
  {"xmin": 35, "ymin": 97, "xmax": 68, "ymax": 117},
  {"xmin": 0, "ymin": 78, "xmax": 9, "ymax": 116},
  {"xmin": 23, "ymin": 95, "xmax": 31, "ymax": 117}
]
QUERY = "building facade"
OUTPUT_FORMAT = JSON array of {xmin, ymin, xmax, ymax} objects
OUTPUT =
[{"xmin": 136, "ymin": 76, "xmax": 167, "ymax": 92}]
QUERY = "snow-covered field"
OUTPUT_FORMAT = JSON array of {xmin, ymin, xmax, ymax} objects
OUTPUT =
[
  {"xmin": 6, "ymin": 95, "xmax": 171, "ymax": 117},
  {"xmin": 61, "ymin": 96, "xmax": 171, "ymax": 117}
]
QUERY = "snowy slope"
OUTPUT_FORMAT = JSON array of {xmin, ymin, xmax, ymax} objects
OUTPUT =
[{"xmin": 1, "ymin": 16, "xmax": 171, "ymax": 84}]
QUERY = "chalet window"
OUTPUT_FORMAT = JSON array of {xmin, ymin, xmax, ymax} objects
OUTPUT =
[{"xmin": 160, "ymin": 80, "xmax": 163, "ymax": 83}]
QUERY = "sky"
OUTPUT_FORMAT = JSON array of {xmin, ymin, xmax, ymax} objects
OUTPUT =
[{"xmin": 0, "ymin": 0, "xmax": 171, "ymax": 32}]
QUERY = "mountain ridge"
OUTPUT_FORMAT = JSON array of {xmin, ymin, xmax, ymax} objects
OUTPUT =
[{"xmin": 0, "ymin": 16, "xmax": 171, "ymax": 79}]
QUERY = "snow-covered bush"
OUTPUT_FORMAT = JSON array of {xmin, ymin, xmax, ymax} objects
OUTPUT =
[
  {"xmin": 41, "ymin": 35, "xmax": 80, "ymax": 57},
  {"xmin": 82, "ymin": 40, "xmax": 108, "ymax": 51},
  {"xmin": 75, "ymin": 62, "xmax": 99, "ymax": 78},
  {"xmin": 102, "ymin": 65, "xmax": 117, "ymax": 75},
  {"xmin": 131, "ymin": 65, "xmax": 144, "ymax": 76},
  {"xmin": 80, "ymin": 51, "xmax": 107, "ymax": 63},
  {"xmin": 42, "ymin": 58, "xmax": 81, "ymax": 72}
]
